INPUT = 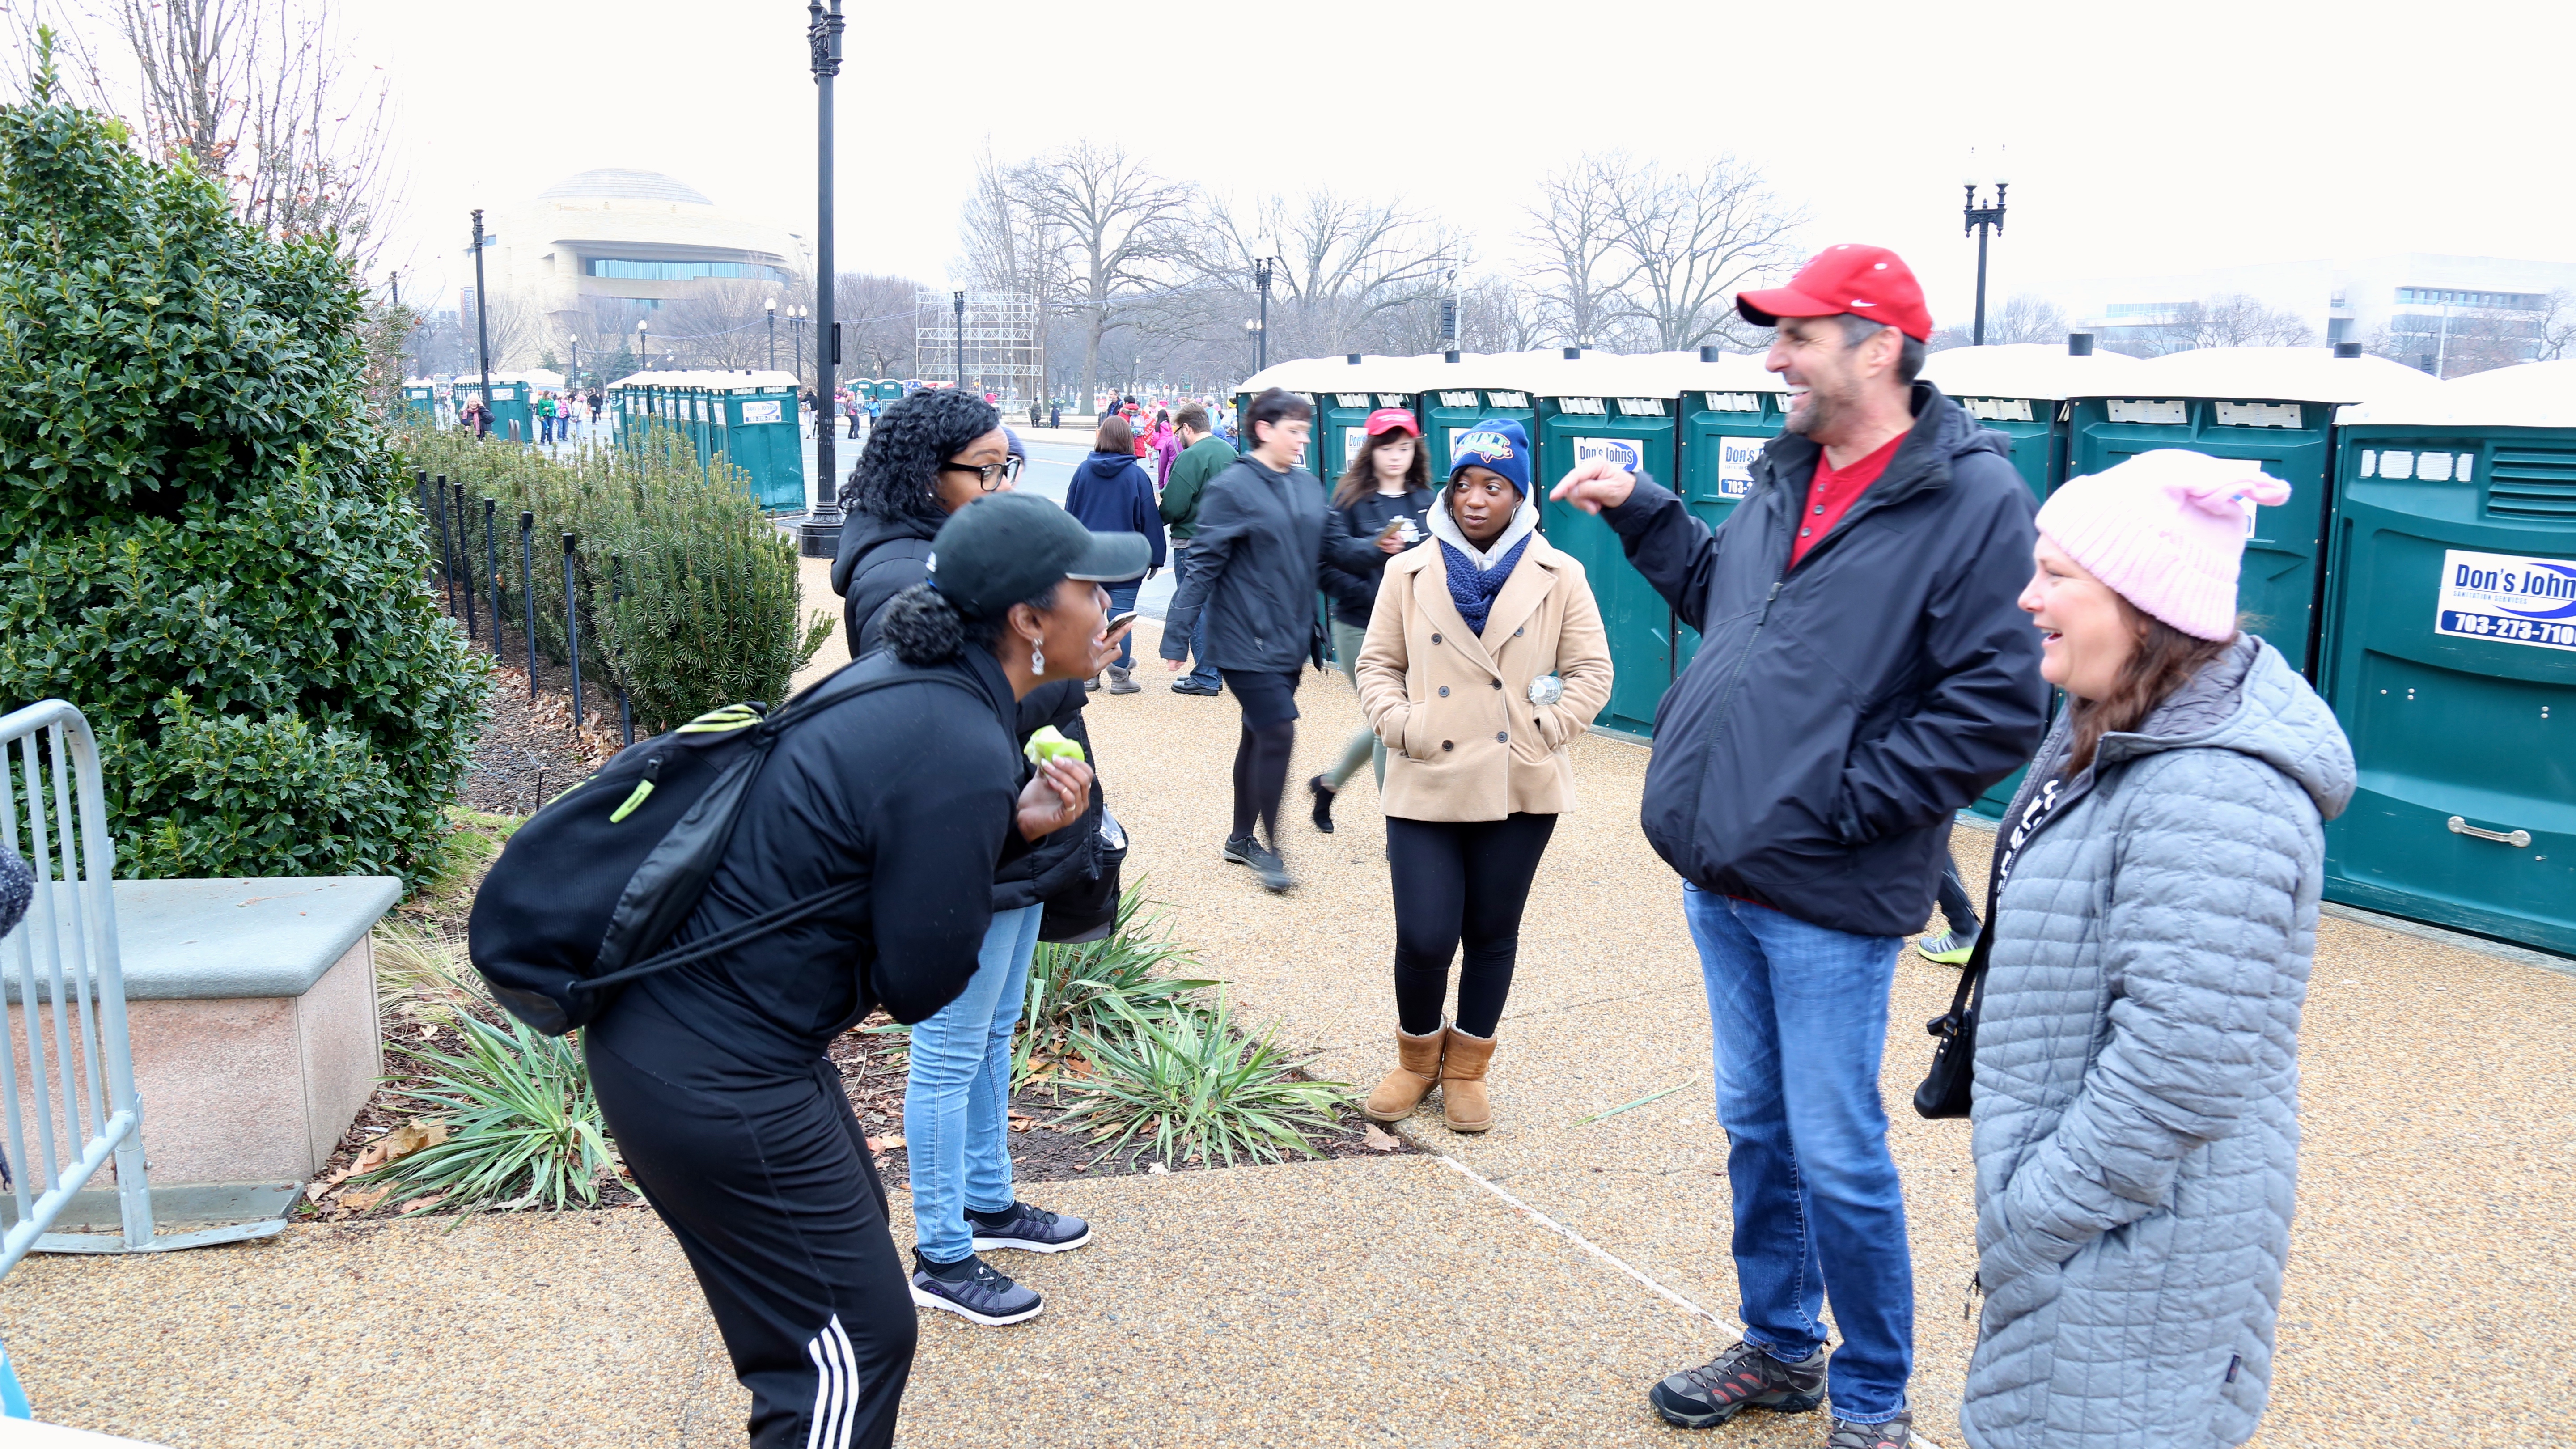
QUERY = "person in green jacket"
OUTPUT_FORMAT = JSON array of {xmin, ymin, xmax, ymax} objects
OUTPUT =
[{"xmin": 1159, "ymin": 403, "xmax": 1237, "ymax": 695}]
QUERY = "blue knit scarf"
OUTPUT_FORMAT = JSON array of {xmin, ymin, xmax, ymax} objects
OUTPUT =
[{"xmin": 1439, "ymin": 534, "xmax": 1531, "ymax": 637}]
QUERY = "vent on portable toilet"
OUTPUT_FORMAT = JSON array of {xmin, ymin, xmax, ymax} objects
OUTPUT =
[
  {"xmin": 1445, "ymin": 350, "xmax": 1461, "ymax": 363},
  {"xmin": 2068, "ymin": 332, "xmax": 2094, "ymax": 356},
  {"xmin": 1347, "ymin": 353, "xmax": 1362, "ymax": 364},
  {"xmin": 1700, "ymin": 345, "xmax": 1721, "ymax": 362},
  {"xmin": 2334, "ymin": 342, "xmax": 2363, "ymax": 359}
]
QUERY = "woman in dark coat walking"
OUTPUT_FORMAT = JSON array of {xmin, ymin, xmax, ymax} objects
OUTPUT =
[
  {"xmin": 1062, "ymin": 415, "xmax": 1168, "ymax": 693},
  {"xmin": 1309, "ymin": 408, "xmax": 1434, "ymax": 831}
]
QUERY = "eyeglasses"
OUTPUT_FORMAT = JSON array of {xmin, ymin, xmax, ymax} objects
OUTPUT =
[{"xmin": 941, "ymin": 456, "xmax": 1025, "ymax": 491}]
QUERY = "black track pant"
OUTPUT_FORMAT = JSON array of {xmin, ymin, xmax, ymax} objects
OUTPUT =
[
  {"xmin": 1386, "ymin": 812, "xmax": 1559, "ymax": 1038},
  {"xmin": 587, "ymin": 1016, "xmax": 916, "ymax": 1449}
]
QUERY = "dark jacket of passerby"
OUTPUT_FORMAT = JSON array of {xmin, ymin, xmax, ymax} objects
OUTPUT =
[
  {"xmin": 831, "ymin": 512, "xmax": 1102, "ymax": 914},
  {"xmin": 1319, "ymin": 486, "xmax": 1435, "ymax": 629},
  {"xmin": 1158, "ymin": 433, "xmax": 1239, "ymax": 543},
  {"xmin": 1064, "ymin": 452, "xmax": 1168, "ymax": 571},
  {"xmin": 1157, "ymin": 454, "xmax": 1326, "ymax": 674},
  {"xmin": 1600, "ymin": 381, "xmax": 2047, "ymax": 938}
]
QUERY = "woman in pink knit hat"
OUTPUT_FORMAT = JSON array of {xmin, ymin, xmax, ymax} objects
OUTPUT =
[{"xmin": 1957, "ymin": 449, "xmax": 2355, "ymax": 1449}]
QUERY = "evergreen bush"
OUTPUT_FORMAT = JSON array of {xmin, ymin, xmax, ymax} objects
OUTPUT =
[
  {"xmin": 0, "ymin": 48, "xmax": 484, "ymax": 885},
  {"xmin": 400, "ymin": 424, "xmax": 832, "ymax": 735}
]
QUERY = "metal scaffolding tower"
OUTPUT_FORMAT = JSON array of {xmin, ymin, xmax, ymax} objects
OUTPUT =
[{"xmin": 916, "ymin": 291, "xmax": 1043, "ymax": 403}]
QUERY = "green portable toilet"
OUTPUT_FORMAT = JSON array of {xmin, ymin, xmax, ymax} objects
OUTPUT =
[
  {"xmin": 1415, "ymin": 353, "xmax": 1544, "ymax": 483},
  {"xmin": 1921, "ymin": 339, "xmax": 2147, "ymax": 502},
  {"xmin": 1533, "ymin": 352, "xmax": 1682, "ymax": 738},
  {"xmin": 2068, "ymin": 348, "xmax": 2438, "ymax": 676},
  {"xmin": 2318, "ymin": 360, "xmax": 2576, "ymax": 955},
  {"xmin": 1229, "ymin": 358, "xmax": 1333, "ymax": 473},
  {"xmin": 402, "ymin": 380, "xmax": 439, "ymax": 421},
  {"xmin": 714, "ymin": 370, "xmax": 806, "ymax": 510},
  {"xmin": 1311, "ymin": 356, "xmax": 1421, "ymax": 485},
  {"xmin": 456, "ymin": 373, "xmax": 534, "ymax": 443},
  {"xmin": 1666, "ymin": 350, "xmax": 1790, "ymax": 682}
]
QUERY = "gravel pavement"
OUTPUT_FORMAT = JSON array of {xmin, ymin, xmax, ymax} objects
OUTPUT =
[{"xmin": 6, "ymin": 595, "xmax": 2571, "ymax": 1448}]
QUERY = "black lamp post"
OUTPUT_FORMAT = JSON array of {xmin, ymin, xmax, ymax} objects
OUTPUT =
[
  {"xmin": 469, "ymin": 210, "xmax": 496, "ymax": 425},
  {"xmin": 636, "ymin": 317, "xmax": 648, "ymax": 369},
  {"xmin": 799, "ymin": 0, "xmax": 847, "ymax": 559},
  {"xmin": 1962, "ymin": 148, "xmax": 2009, "ymax": 347},
  {"xmin": 953, "ymin": 290, "xmax": 966, "ymax": 394},
  {"xmin": 766, "ymin": 296, "xmax": 778, "ymax": 371},
  {"xmin": 1252, "ymin": 252, "xmax": 1276, "ymax": 373}
]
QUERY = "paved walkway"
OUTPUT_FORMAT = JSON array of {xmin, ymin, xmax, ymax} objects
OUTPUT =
[{"xmin": 8, "ymin": 612, "xmax": 2573, "ymax": 1447}]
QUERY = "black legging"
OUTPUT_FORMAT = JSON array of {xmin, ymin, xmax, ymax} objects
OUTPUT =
[
  {"xmin": 1934, "ymin": 853, "xmax": 1981, "ymax": 936},
  {"xmin": 1231, "ymin": 721, "xmax": 1294, "ymax": 843},
  {"xmin": 1386, "ymin": 812, "xmax": 1558, "ymax": 1038}
]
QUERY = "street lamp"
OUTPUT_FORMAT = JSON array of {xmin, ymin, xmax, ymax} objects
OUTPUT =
[
  {"xmin": 953, "ymin": 289, "xmax": 966, "ymax": 394},
  {"xmin": 636, "ymin": 317, "xmax": 649, "ymax": 370},
  {"xmin": 766, "ymin": 296, "xmax": 778, "ymax": 371},
  {"xmin": 800, "ymin": 0, "xmax": 848, "ymax": 559},
  {"xmin": 566, "ymin": 334, "xmax": 580, "ymax": 393},
  {"xmin": 468, "ymin": 210, "xmax": 496, "ymax": 428},
  {"xmin": 1962, "ymin": 145, "xmax": 2009, "ymax": 347},
  {"xmin": 1250, "ymin": 237, "xmax": 1282, "ymax": 373},
  {"xmin": 788, "ymin": 305, "xmax": 807, "ymax": 390}
]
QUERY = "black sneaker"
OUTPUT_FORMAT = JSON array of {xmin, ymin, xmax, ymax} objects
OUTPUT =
[
  {"xmin": 1826, "ymin": 1410, "xmax": 1914, "ymax": 1449},
  {"xmin": 1648, "ymin": 1339, "xmax": 1826, "ymax": 1428},
  {"xmin": 968, "ymin": 1200, "xmax": 1092, "ymax": 1253},
  {"xmin": 1170, "ymin": 678, "xmax": 1221, "ymax": 696},
  {"xmin": 909, "ymin": 1253, "xmax": 1043, "ymax": 1326},
  {"xmin": 1244, "ymin": 839, "xmax": 1292, "ymax": 893},
  {"xmin": 1308, "ymin": 775, "xmax": 1337, "ymax": 833},
  {"xmin": 1222, "ymin": 834, "xmax": 1257, "ymax": 866}
]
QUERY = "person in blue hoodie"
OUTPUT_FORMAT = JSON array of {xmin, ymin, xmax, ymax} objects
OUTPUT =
[{"xmin": 1064, "ymin": 414, "xmax": 1168, "ymax": 693}]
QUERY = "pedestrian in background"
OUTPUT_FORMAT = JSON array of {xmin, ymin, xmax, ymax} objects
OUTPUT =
[
  {"xmin": 1553, "ymin": 244, "xmax": 2048, "ymax": 1448},
  {"xmin": 1309, "ymin": 408, "xmax": 1434, "ymax": 831},
  {"xmin": 1159, "ymin": 403, "xmax": 1235, "ymax": 697},
  {"xmin": 1151, "ymin": 409, "xmax": 1181, "ymax": 486},
  {"xmin": 1356, "ymin": 418, "xmax": 1610, "ymax": 1133},
  {"xmin": 1963, "ymin": 450, "xmax": 2351, "ymax": 1449},
  {"xmin": 1065, "ymin": 414, "xmax": 1168, "ymax": 695},
  {"xmin": 1159, "ymin": 386, "xmax": 1324, "ymax": 891}
]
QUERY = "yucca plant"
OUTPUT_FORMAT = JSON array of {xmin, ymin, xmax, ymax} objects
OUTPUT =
[
  {"xmin": 1052, "ymin": 994, "xmax": 1350, "ymax": 1169},
  {"xmin": 1014, "ymin": 885, "xmax": 1222, "ymax": 1088},
  {"xmin": 363, "ymin": 1011, "xmax": 627, "ymax": 1212}
]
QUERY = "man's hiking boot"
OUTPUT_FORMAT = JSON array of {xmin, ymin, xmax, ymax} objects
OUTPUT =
[
  {"xmin": 1648, "ymin": 1340, "xmax": 1826, "ymax": 1428},
  {"xmin": 1309, "ymin": 774, "xmax": 1338, "ymax": 833},
  {"xmin": 909, "ymin": 1252, "xmax": 1042, "ymax": 1326},
  {"xmin": 1826, "ymin": 1409, "xmax": 1914, "ymax": 1449},
  {"xmin": 967, "ymin": 1200, "xmax": 1092, "ymax": 1253},
  {"xmin": 1915, "ymin": 928, "xmax": 1975, "ymax": 966}
]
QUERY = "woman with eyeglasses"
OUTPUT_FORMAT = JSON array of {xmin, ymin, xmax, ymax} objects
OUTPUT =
[
  {"xmin": 1063, "ymin": 413, "xmax": 1168, "ymax": 694},
  {"xmin": 829, "ymin": 387, "xmax": 1119, "ymax": 1329}
]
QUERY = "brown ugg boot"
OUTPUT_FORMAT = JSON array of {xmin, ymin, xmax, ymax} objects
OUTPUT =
[
  {"xmin": 1363, "ymin": 1027, "xmax": 1446, "ymax": 1123},
  {"xmin": 1439, "ymin": 1026, "xmax": 1498, "ymax": 1133}
]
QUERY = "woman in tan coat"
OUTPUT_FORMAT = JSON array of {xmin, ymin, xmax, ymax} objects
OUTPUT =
[{"xmin": 1354, "ymin": 419, "xmax": 1612, "ymax": 1133}]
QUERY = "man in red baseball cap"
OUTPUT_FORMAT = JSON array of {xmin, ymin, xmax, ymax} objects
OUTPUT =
[{"xmin": 1548, "ymin": 246, "xmax": 2048, "ymax": 1448}]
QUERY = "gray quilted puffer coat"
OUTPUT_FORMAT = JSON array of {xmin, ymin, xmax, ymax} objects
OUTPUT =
[{"xmin": 1963, "ymin": 636, "xmax": 2355, "ymax": 1449}]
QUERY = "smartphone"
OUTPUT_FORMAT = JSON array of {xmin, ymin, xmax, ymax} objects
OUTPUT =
[
  {"xmin": 1375, "ymin": 517, "xmax": 1406, "ymax": 542},
  {"xmin": 1104, "ymin": 610, "xmax": 1140, "ymax": 640}
]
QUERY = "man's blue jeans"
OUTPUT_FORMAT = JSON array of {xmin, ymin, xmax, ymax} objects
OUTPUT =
[
  {"xmin": 904, "ymin": 902, "xmax": 1042, "ymax": 1263},
  {"xmin": 1171, "ymin": 546, "xmax": 1218, "ymax": 688},
  {"xmin": 1682, "ymin": 884, "xmax": 1911, "ymax": 1425}
]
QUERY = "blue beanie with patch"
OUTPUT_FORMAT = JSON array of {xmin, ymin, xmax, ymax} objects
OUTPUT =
[{"xmin": 1450, "ymin": 418, "xmax": 1531, "ymax": 493}]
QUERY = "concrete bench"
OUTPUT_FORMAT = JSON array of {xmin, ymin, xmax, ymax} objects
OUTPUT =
[{"xmin": 5, "ymin": 877, "xmax": 399, "ymax": 1195}]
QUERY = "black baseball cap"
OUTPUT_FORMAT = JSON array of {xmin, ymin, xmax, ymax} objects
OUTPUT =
[{"xmin": 926, "ymin": 492, "xmax": 1150, "ymax": 620}]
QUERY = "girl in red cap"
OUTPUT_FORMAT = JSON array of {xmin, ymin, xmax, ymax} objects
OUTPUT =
[{"xmin": 1311, "ymin": 408, "xmax": 1436, "ymax": 829}]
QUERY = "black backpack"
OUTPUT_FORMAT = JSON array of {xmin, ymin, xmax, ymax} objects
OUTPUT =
[{"xmin": 466, "ymin": 664, "xmax": 971, "ymax": 1034}]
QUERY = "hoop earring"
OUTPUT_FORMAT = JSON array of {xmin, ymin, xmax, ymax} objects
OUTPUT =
[{"xmin": 1031, "ymin": 644, "xmax": 1045, "ymax": 674}]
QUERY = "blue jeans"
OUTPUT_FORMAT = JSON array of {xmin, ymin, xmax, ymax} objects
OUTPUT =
[
  {"xmin": 1106, "ymin": 581, "xmax": 1140, "ymax": 669},
  {"xmin": 1682, "ymin": 885, "xmax": 1911, "ymax": 1424},
  {"xmin": 1171, "ymin": 546, "xmax": 1218, "ymax": 688},
  {"xmin": 903, "ymin": 903, "xmax": 1042, "ymax": 1263}
]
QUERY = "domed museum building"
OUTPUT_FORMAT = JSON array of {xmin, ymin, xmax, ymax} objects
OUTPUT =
[{"xmin": 473, "ymin": 168, "xmax": 806, "ymax": 338}]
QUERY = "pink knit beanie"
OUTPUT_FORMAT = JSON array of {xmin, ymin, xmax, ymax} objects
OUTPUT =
[{"xmin": 2034, "ymin": 449, "xmax": 2290, "ymax": 641}]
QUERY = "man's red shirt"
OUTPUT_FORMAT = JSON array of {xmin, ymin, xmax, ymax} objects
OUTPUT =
[{"xmin": 1789, "ymin": 431, "xmax": 1906, "ymax": 568}]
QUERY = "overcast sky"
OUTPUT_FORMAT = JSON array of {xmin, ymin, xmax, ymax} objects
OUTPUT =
[{"xmin": 338, "ymin": 0, "xmax": 2572, "ymax": 326}]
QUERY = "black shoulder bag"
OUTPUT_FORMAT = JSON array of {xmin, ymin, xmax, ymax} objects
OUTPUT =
[{"xmin": 1913, "ymin": 775, "xmax": 2068, "ymax": 1119}]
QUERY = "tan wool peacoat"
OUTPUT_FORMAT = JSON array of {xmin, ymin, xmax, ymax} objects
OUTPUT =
[{"xmin": 1354, "ymin": 530, "xmax": 1613, "ymax": 822}]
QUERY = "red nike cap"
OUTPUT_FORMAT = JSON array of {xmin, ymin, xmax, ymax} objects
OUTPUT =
[{"xmin": 1736, "ymin": 243, "xmax": 1933, "ymax": 343}]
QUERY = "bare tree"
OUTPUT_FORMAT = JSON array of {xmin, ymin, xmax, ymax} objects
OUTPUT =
[
  {"xmin": 1931, "ymin": 292, "xmax": 2073, "ymax": 350},
  {"xmin": 1521, "ymin": 154, "xmax": 1638, "ymax": 347},
  {"xmin": 835, "ymin": 273, "xmax": 932, "ymax": 380},
  {"xmin": 2525, "ymin": 288, "xmax": 2576, "ymax": 362},
  {"xmin": 2174, "ymin": 293, "xmax": 2315, "ymax": 350},
  {"xmin": 1013, "ymin": 141, "xmax": 1193, "ymax": 414},
  {"xmin": 1602, "ymin": 153, "xmax": 1803, "ymax": 352}
]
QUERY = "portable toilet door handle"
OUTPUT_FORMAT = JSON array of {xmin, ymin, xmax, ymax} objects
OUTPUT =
[{"xmin": 2447, "ymin": 815, "xmax": 2533, "ymax": 848}]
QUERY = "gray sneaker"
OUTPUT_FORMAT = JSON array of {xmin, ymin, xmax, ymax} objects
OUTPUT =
[
  {"xmin": 1826, "ymin": 1410, "xmax": 1914, "ymax": 1449},
  {"xmin": 1647, "ymin": 1339, "xmax": 1826, "ymax": 1428},
  {"xmin": 1243, "ymin": 839, "xmax": 1292, "ymax": 893}
]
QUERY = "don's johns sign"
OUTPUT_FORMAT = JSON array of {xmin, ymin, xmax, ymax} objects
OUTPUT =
[{"xmin": 2435, "ymin": 548, "xmax": 2576, "ymax": 652}]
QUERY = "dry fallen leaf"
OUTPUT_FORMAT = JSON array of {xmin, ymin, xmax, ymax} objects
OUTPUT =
[
  {"xmin": 1146, "ymin": 1162, "xmax": 1169, "ymax": 1175},
  {"xmin": 1363, "ymin": 1124, "xmax": 1401, "ymax": 1153},
  {"xmin": 302, "ymin": 1181, "xmax": 329, "ymax": 1204},
  {"xmin": 339, "ymin": 1185, "xmax": 390, "ymax": 1211},
  {"xmin": 864, "ymin": 1135, "xmax": 906, "ymax": 1152},
  {"xmin": 396, "ymin": 1192, "xmax": 445, "ymax": 1214}
]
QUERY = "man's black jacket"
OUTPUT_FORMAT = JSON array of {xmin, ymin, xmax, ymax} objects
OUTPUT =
[
  {"xmin": 1158, "ymin": 454, "xmax": 1326, "ymax": 674},
  {"xmin": 1602, "ymin": 381, "xmax": 2047, "ymax": 938}
]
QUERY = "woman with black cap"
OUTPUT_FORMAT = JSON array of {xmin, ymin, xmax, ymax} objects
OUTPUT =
[{"xmin": 587, "ymin": 493, "xmax": 1148, "ymax": 1449}]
